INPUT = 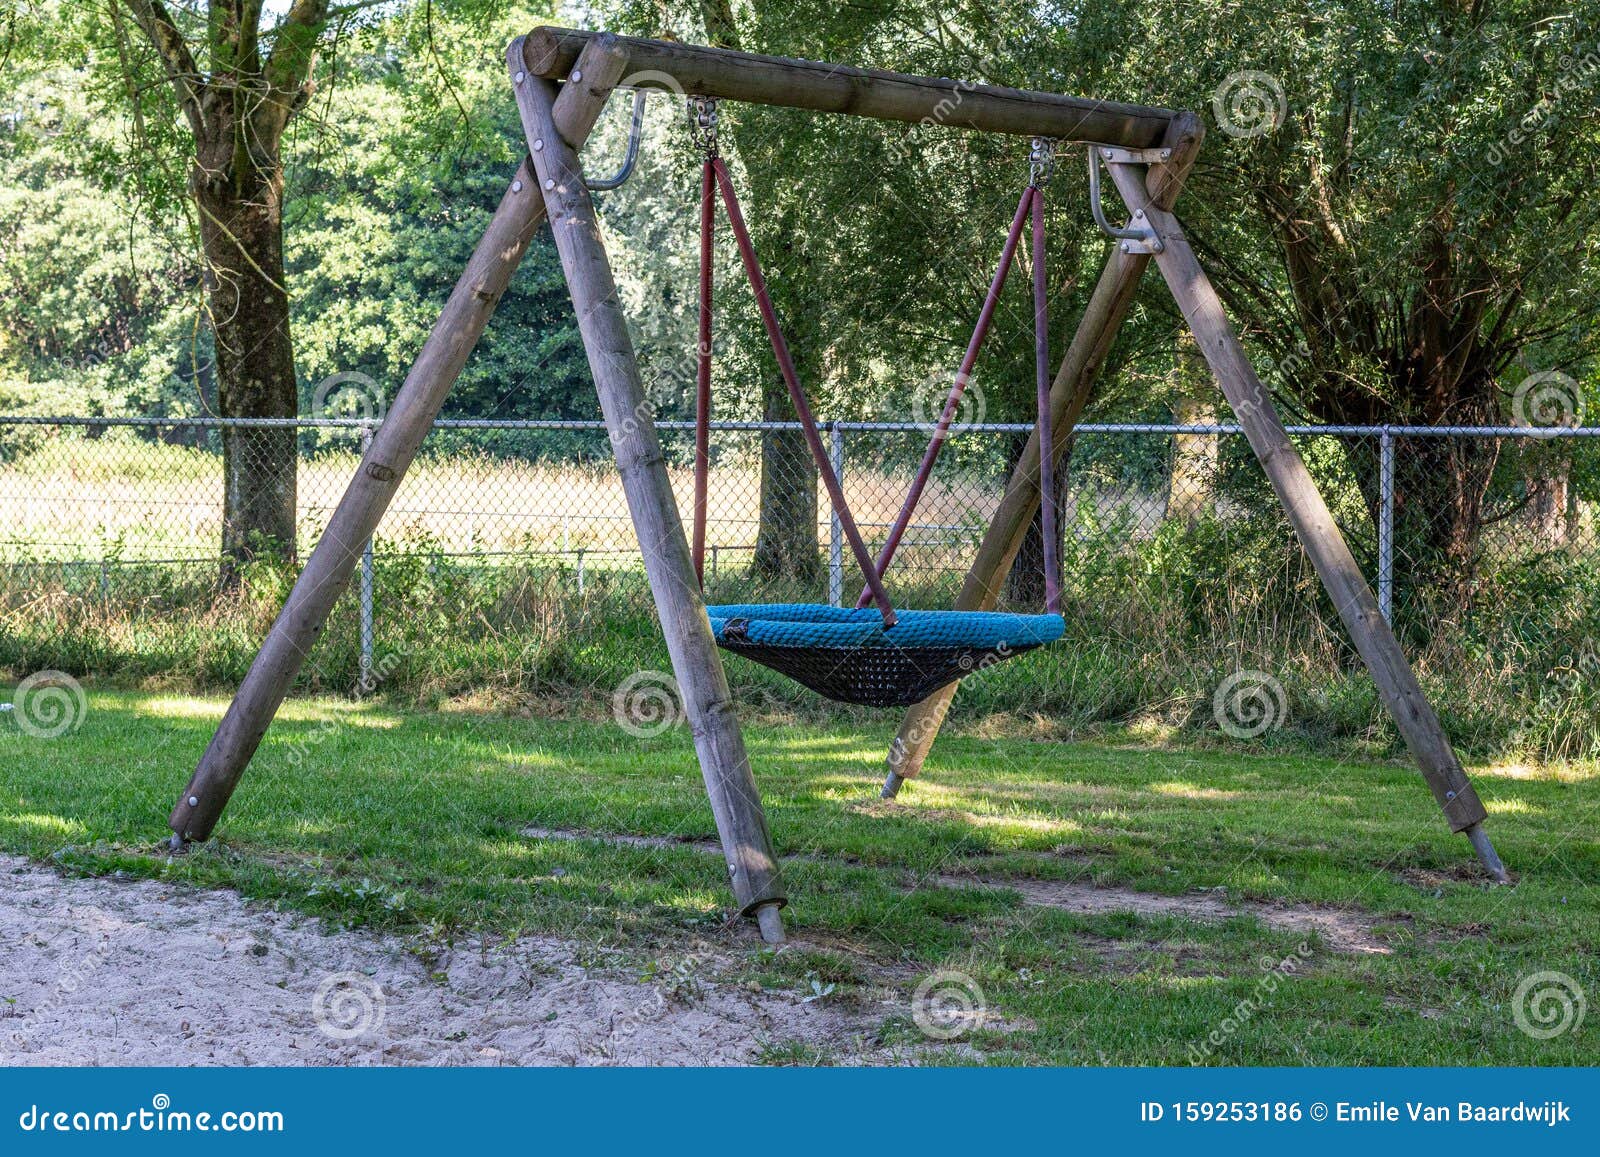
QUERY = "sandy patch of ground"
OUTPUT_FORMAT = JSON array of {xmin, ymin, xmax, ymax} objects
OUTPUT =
[{"xmin": 0, "ymin": 856, "xmax": 880, "ymax": 1067}]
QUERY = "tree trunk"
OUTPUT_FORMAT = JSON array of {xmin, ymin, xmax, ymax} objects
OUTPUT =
[
  {"xmin": 1385, "ymin": 432, "xmax": 1500, "ymax": 608},
  {"xmin": 196, "ymin": 174, "xmax": 299, "ymax": 585},
  {"xmin": 1524, "ymin": 452, "xmax": 1571, "ymax": 548},
  {"xmin": 1167, "ymin": 334, "xmax": 1216, "ymax": 524},
  {"xmin": 751, "ymin": 375, "xmax": 821, "ymax": 584},
  {"xmin": 1006, "ymin": 430, "xmax": 1069, "ymax": 606}
]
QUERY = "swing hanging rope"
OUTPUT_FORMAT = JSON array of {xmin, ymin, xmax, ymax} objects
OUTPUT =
[{"xmin": 689, "ymin": 99, "xmax": 1064, "ymax": 706}]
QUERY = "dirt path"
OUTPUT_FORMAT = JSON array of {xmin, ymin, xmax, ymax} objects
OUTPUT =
[
  {"xmin": 935, "ymin": 875, "xmax": 1392, "ymax": 955},
  {"xmin": 520, "ymin": 825, "xmax": 1392, "ymax": 955},
  {"xmin": 0, "ymin": 857, "xmax": 877, "ymax": 1067}
]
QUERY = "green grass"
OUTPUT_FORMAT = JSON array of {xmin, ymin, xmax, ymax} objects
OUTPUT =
[{"xmin": 2, "ymin": 684, "xmax": 1597, "ymax": 1065}]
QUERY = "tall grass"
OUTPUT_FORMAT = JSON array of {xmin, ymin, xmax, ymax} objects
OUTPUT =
[{"xmin": 4, "ymin": 507, "xmax": 1596, "ymax": 762}]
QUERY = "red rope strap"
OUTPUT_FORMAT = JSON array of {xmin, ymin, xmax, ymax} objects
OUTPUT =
[
  {"xmin": 1032, "ymin": 184, "xmax": 1061, "ymax": 614},
  {"xmin": 711, "ymin": 156, "xmax": 897, "ymax": 626},
  {"xmin": 692, "ymin": 158, "xmax": 714, "ymax": 587},
  {"xmin": 856, "ymin": 186, "xmax": 1034, "ymax": 609}
]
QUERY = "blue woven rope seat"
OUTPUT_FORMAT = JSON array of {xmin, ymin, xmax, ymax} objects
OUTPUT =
[{"xmin": 706, "ymin": 604, "xmax": 1065, "ymax": 707}]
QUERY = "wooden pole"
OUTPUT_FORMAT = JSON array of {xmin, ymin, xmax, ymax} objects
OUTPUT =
[
  {"xmin": 521, "ymin": 27, "xmax": 1177, "ymax": 149},
  {"xmin": 883, "ymin": 113, "xmax": 1204, "ymax": 795},
  {"xmin": 1105, "ymin": 159, "xmax": 1507, "ymax": 881},
  {"xmin": 168, "ymin": 38, "xmax": 630, "ymax": 845},
  {"xmin": 511, "ymin": 52, "xmax": 787, "ymax": 937}
]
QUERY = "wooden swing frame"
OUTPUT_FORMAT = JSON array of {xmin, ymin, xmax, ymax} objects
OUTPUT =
[{"xmin": 168, "ymin": 29, "xmax": 1508, "ymax": 946}]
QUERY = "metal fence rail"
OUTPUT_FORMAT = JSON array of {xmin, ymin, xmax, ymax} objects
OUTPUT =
[{"xmin": 2, "ymin": 415, "xmax": 1595, "ymax": 672}]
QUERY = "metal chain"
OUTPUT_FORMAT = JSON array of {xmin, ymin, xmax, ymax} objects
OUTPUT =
[
  {"xmin": 1028, "ymin": 136, "xmax": 1057, "ymax": 187},
  {"xmin": 687, "ymin": 95, "xmax": 719, "ymax": 156}
]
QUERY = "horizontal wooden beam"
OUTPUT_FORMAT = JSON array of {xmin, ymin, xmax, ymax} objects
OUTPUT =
[{"xmin": 522, "ymin": 26, "xmax": 1180, "ymax": 148}]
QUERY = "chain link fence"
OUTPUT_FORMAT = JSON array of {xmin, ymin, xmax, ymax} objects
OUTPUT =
[{"xmin": 2, "ymin": 413, "xmax": 1596, "ymax": 750}]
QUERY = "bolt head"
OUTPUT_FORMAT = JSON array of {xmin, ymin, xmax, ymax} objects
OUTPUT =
[
  {"xmin": 512, "ymin": 180, "xmax": 523, "ymax": 193},
  {"xmin": 188, "ymin": 796, "xmax": 198, "ymax": 807},
  {"xmin": 514, "ymin": 70, "xmax": 525, "ymax": 84},
  {"xmin": 571, "ymin": 68, "xmax": 582, "ymax": 82},
  {"xmin": 543, "ymin": 178, "xmax": 555, "ymax": 190},
  {"xmin": 533, "ymin": 138, "xmax": 544, "ymax": 151},
  {"xmin": 1135, "ymin": 209, "xmax": 1145, "ymax": 218},
  {"xmin": 1120, "ymin": 242, "xmax": 1130, "ymax": 253}
]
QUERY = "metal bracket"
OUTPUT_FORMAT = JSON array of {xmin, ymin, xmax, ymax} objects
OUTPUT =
[
  {"xmin": 585, "ymin": 89, "xmax": 649, "ymax": 191},
  {"xmin": 1095, "ymin": 145, "xmax": 1173, "ymax": 165},
  {"xmin": 1086, "ymin": 146, "xmax": 1164, "ymax": 254}
]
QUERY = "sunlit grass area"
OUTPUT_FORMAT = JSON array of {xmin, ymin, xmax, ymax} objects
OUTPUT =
[{"xmin": 2, "ymin": 684, "xmax": 1597, "ymax": 1065}]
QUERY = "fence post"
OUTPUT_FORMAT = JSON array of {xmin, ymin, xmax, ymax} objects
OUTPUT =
[
  {"xmin": 1378, "ymin": 426, "xmax": 1394, "ymax": 624},
  {"xmin": 828, "ymin": 422, "xmax": 845, "ymax": 607},
  {"xmin": 359, "ymin": 426, "xmax": 375, "ymax": 677}
]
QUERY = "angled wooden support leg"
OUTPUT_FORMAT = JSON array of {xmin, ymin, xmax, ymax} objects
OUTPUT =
[
  {"xmin": 512, "ymin": 59, "xmax": 787, "ymax": 938},
  {"xmin": 1105, "ymin": 159, "xmax": 1507, "ymax": 882},
  {"xmin": 168, "ymin": 36, "xmax": 630, "ymax": 847},
  {"xmin": 883, "ymin": 113, "xmax": 1205, "ymax": 798}
]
